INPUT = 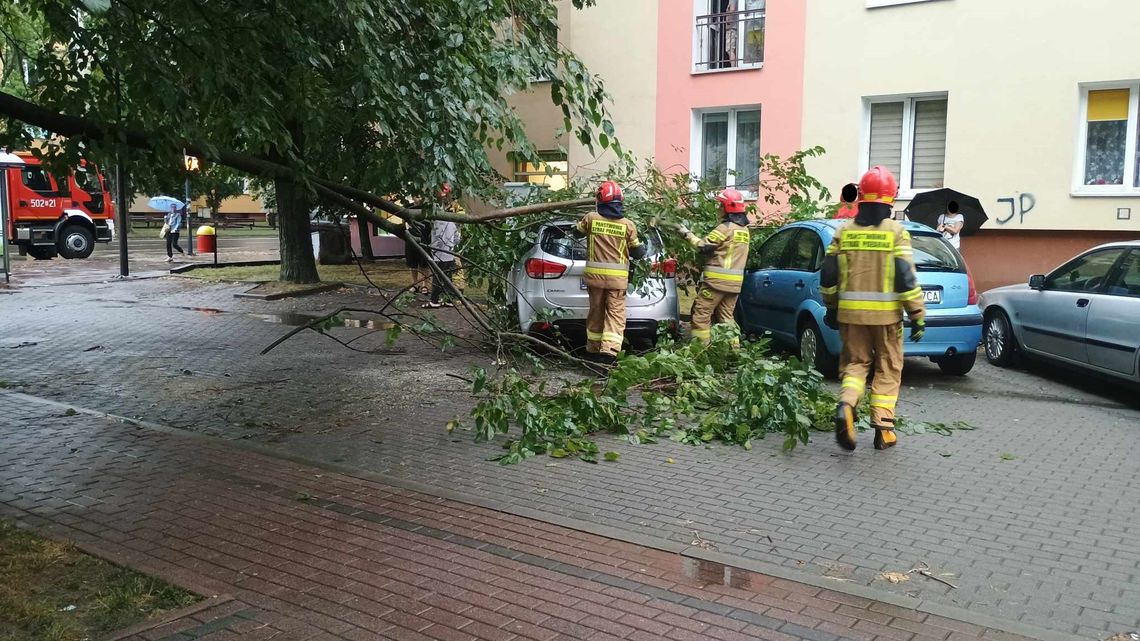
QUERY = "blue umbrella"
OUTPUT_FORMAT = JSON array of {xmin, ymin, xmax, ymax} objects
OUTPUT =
[{"xmin": 148, "ymin": 195, "xmax": 186, "ymax": 212}]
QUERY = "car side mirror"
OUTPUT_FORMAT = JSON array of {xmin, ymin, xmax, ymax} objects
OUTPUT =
[{"xmin": 1028, "ymin": 274, "xmax": 1046, "ymax": 290}]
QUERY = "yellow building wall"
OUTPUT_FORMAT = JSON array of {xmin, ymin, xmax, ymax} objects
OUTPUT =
[
  {"xmin": 802, "ymin": 0, "xmax": 1140, "ymax": 232},
  {"xmin": 566, "ymin": 0, "xmax": 659, "ymax": 178}
]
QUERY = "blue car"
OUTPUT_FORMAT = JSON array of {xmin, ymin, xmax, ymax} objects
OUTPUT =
[{"xmin": 736, "ymin": 219, "xmax": 982, "ymax": 376}]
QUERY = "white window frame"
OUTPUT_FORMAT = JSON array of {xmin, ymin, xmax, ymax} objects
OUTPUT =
[
  {"xmin": 690, "ymin": 105, "xmax": 762, "ymax": 199},
  {"xmin": 1072, "ymin": 81, "xmax": 1140, "ymax": 198},
  {"xmin": 860, "ymin": 92, "xmax": 949, "ymax": 201},
  {"xmin": 691, "ymin": 0, "xmax": 765, "ymax": 75},
  {"xmin": 866, "ymin": 0, "xmax": 946, "ymax": 8}
]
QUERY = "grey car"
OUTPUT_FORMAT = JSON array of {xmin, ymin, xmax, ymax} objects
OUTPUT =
[
  {"xmin": 979, "ymin": 241, "xmax": 1140, "ymax": 383},
  {"xmin": 511, "ymin": 221, "xmax": 680, "ymax": 350}
]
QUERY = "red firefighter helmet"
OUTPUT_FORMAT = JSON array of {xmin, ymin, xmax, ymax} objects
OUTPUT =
[
  {"xmin": 596, "ymin": 180, "xmax": 623, "ymax": 204},
  {"xmin": 857, "ymin": 166, "xmax": 898, "ymax": 205},
  {"xmin": 715, "ymin": 188, "xmax": 747, "ymax": 214}
]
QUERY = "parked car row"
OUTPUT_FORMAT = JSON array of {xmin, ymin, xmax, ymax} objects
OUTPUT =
[{"xmin": 512, "ymin": 217, "xmax": 1138, "ymax": 384}]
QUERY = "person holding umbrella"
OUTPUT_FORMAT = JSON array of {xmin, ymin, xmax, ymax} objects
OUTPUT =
[
  {"xmin": 937, "ymin": 201, "xmax": 965, "ymax": 249},
  {"xmin": 164, "ymin": 203, "xmax": 185, "ymax": 262},
  {"xmin": 903, "ymin": 188, "xmax": 988, "ymax": 245}
]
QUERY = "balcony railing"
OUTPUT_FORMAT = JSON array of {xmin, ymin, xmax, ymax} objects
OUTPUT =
[{"xmin": 694, "ymin": 9, "xmax": 765, "ymax": 72}]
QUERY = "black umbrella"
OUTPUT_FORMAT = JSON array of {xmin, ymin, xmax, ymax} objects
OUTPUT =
[{"xmin": 904, "ymin": 188, "xmax": 988, "ymax": 235}]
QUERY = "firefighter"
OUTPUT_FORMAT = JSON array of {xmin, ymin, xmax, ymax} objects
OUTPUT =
[
  {"xmin": 674, "ymin": 188, "xmax": 751, "ymax": 346},
  {"xmin": 577, "ymin": 180, "xmax": 646, "ymax": 363},
  {"xmin": 820, "ymin": 166, "xmax": 926, "ymax": 451}
]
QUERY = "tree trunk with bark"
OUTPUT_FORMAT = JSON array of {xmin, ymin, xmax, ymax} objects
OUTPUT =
[
  {"xmin": 275, "ymin": 176, "xmax": 319, "ymax": 283},
  {"xmin": 355, "ymin": 214, "xmax": 375, "ymax": 260}
]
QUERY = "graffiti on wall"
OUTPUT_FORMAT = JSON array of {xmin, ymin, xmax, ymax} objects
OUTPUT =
[{"xmin": 996, "ymin": 193, "xmax": 1036, "ymax": 225}]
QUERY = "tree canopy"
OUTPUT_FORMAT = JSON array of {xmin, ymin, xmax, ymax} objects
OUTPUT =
[{"xmin": 0, "ymin": 0, "xmax": 611, "ymax": 280}]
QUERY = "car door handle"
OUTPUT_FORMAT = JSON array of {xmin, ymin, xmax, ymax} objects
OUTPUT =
[
  {"xmin": 762, "ymin": 279, "xmax": 772, "ymax": 287},
  {"xmin": 794, "ymin": 280, "xmax": 806, "ymax": 289},
  {"xmin": 1076, "ymin": 298, "xmax": 1090, "ymax": 308}
]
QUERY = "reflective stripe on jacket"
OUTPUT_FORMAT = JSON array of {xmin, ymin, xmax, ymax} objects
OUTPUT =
[
  {"xmin": 692, "ymin": 222, "xmax": 750, "ymax": 293},
  {"xmin": 819, "ymin": 219, "xmax": 925, "ymax": 325},
  {"xmin": 576, "ymin": 212, "xmax": 640, "ymax": 289}
]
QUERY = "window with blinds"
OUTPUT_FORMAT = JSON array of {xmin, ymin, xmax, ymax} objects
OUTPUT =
[
  {"xmin": 865, "ymin": 96, "xmax": 948, "ymax": 192},
  {"xmin": 912, "ymin": 99, "xmax": 948, "ymax": 189},
  {"xmin": 868, "ymin": 102, "xmax": 904, "ymax": 178}
]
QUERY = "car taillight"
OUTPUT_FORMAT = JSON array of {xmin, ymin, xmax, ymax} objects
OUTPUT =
[
  {"xmin": 966, "ymin": 270, "xmax": 978, "ymax": 305},
  {"xmin": 651, "ymin": 258, "xmax": 677, "ymax": 278},
  {"xmin": 525, "ymin": 258, "xmax": 566, "ymax": 279}
]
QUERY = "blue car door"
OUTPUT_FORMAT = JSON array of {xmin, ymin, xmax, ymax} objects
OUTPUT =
[
  {"xmin": 775, "ymin": 228, "xmax": 825, "ymax": 337},
  {"xmin": 738, "ymin": 228, "xmax": 798, "ymax": 337}
]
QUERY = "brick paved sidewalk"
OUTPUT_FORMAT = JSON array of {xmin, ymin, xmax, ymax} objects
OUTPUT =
[{"xmin": 1, "ymin": 394, "xmax": 1046, "ymax": 641}]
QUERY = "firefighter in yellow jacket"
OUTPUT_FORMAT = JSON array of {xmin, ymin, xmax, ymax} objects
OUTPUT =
[
  {"xmin": 820, "ymin": 166, "xmax": 926, "ymax": 451},
  {"xmin": 577, "ymin": 181, "xmax": 646, "ymax": 362},
  {"xmin": 675, "ymin": 188, "xmax": 751, "ymax": 345}
]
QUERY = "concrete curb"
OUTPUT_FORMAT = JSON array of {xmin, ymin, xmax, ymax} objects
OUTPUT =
[
  {"xmin": 169, "ymin": 259, "xmax": 280, "ymax": 274},
  {"xmin": 233, "ymin": 282, "xmax": 343, "ymax": 301},
  {"xmin": 100, "ymin": 596, "xmax": 235, "ymax": 641},
  {"xmin": 1, "ymin": 390, "xmax": 1085, "ymax": 641}
]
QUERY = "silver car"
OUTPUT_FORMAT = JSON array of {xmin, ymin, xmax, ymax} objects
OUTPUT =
[
  {"xmin": 511, "ymin": 221, "xmax": 680, "ymax": 350},
  {"xmin": 979, "ymin": 240, "xmax": 1140, "ymax": 383}
]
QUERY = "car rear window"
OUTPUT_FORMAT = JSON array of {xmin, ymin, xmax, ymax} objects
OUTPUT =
[
  {"xmin": 541, "ymin": 224, "xmax": 661, "ymax": 261},
  {"xmin": 911, "ymin": 233, "xmax": 965, "ymax": 273}
]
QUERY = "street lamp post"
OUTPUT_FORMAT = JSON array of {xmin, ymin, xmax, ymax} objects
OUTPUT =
[{"xmin": 184, "ymin": 153, "xmax": 198, "ymax": 256}]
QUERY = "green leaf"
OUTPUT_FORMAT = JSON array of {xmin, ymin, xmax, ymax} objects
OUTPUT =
[
  {"xmin": 550, "ymin": 448, "xmax": 569, "ymax": 459},
  {"xmin": 1000, "ymin": 453, "xmax": 1017, "ymax": 461},
  {"xmin": 603, "ymin": 451, "xmax": 620, "ymax": 462}
]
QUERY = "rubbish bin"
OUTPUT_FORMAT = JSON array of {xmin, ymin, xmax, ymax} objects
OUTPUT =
[{"xmin": 196, "ymin": 225, "xmax": 216, "ymax": 253}]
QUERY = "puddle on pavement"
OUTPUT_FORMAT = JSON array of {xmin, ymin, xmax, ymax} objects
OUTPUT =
[
  {"xmin": 248, "ymin": 312, "xmax": 393, "ymax": 330},
  {"xmin": 680, "ymin": 558, "xmax": 753, "ymax": 589}
]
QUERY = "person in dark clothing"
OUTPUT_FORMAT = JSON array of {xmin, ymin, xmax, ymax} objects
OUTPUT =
[{"xmin": 404, "ymin": 199, "xmax": 433, "ymax": 294}]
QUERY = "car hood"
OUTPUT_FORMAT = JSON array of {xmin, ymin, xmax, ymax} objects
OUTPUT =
[
  {"xmin": 981, "ymin": 283, "xmax": 1029, "ymax": 296},
  {"xmin": 978, "ymin": 283, "xmax": 1029, "ymax": 306}
]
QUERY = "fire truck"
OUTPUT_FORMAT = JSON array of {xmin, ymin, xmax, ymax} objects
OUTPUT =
[{"xmin": 0, "ymin": 150, "xmax": 115, "ymax": 260}]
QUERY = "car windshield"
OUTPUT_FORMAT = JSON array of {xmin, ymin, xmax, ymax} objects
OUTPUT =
[
  {"xmin": 911, "ymin": 233, "xmax": 965, "ymax": 273},
  {"xmin": 541, "ymin": 223, "xmax": 661, "ymax": 261}
]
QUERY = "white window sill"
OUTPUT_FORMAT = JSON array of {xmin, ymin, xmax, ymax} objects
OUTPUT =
[
  {"xmin": 691, "ymin": 63, "xmax": 763, "ymax": 76},
  {"xmin": 866, "ymin": 0, "xmax": 946, "ymax": 8},
  {"xmin": 1070, "ymin": 189, "xmax": 1140, "ymax": 198}
]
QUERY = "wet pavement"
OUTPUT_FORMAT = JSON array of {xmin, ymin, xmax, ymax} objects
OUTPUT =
[{"xmin": 0, "ymin": 263, "xmax": 1137, "ymax": 639}]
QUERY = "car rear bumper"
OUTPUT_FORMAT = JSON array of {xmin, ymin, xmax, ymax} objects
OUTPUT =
[
  {"xmin": 529, "ymin": 318, "xmax": 678, "ymax": 342},
  {"xmin": 902, "ymin": 310, "xmax": 983, "ymax": 357}
]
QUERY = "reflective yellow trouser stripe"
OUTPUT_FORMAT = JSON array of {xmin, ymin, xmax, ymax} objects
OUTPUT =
[
  {"xmin": 601, "ymin": 332, "xmax": 623, "ymax": 343},
  {"xmin": 587, "ymin": 330, "xmax": 604, "ymax": 341},
  {"xmin": 842, "ymin": 376, "xmax": 866, "ymax": 394},
  {"xmin": 870, "ymin": 394, "xmax": 898, "ymax": 409}
]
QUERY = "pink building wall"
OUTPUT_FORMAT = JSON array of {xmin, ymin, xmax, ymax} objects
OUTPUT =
[{"xmin": 654, "ymin": 0, "xmax": 806, "ymax": 217}]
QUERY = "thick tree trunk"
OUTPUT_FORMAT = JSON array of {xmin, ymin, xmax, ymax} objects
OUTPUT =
[
  {"xmin": 275, "ymin": 177, "xmax": 320, "ymax": 283},
  {"xmin": 355, "ymin": 214, "xmax": 374, "ymax": 260}
]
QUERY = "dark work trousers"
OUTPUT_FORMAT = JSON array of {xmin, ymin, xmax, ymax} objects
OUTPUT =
[{"xmin": 430, "ymin": 260, "xmax": 458, "ymax": 304}]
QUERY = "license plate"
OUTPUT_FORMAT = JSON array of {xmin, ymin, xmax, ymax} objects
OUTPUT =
[
  {"xmin": 580, "ymin": 279, "xmax": 588, "ymax": 290},
  {"xmin": 922, "ymin": 288, "xmax": 942, "ymax": 304}
]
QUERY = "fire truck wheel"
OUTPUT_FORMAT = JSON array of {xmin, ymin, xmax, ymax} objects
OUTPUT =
[{"xmin": 58, "ymin": 224, "xmax": 95, "ymax": 259}]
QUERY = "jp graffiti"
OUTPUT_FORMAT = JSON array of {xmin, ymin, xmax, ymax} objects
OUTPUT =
[{"xmin": 996, "ymin": 193, "xmax": 1036, "ymax": 225}]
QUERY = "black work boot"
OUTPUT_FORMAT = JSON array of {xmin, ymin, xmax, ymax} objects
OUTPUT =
[
  {"xmin": 873, "ymin": 422, "xmax": 897, "ymax": 450},
  {"xmin": 835, "ymin": 402, "xmax": 857, "ymax": 451}
]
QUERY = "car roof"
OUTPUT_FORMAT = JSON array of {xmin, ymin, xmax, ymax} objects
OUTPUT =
[{"xmin": 787, "ymin": 218, "xmax": 939, "ymax": 236}]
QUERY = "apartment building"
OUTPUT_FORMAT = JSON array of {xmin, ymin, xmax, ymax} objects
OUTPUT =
[{"xmin": 802, "ymin": 0, "xmax": 1140, "ymax": 290}]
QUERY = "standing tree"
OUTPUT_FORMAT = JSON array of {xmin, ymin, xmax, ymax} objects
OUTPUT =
[{"xmin": 0, "ymin": 0, "xmax": 611, "ymax": 282}]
